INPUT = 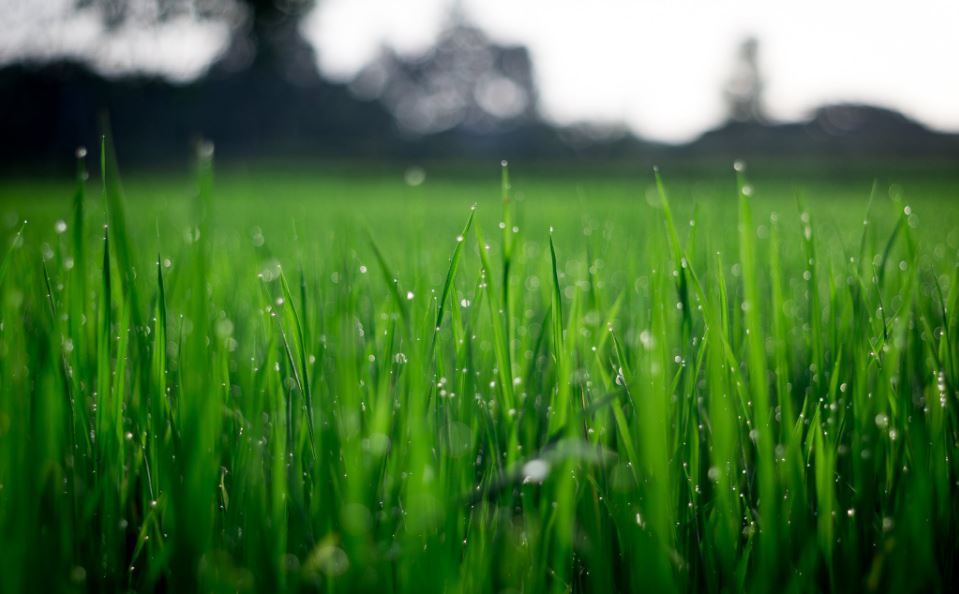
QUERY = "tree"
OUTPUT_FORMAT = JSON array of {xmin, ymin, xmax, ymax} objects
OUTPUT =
[
  {"xmin": 76, "ymin": 0, "xmax": 318, "ymax": 79},
  {"xmin": 723, "ymin": 36, "xmax": 766, "ymax": 124},
  {"xmin": 353, "ymin": 18, "xmax": 539, "ymax": 135},
  {"xmin": 214, "ymin": 0, "xmax": 317, "ymax": 80}
]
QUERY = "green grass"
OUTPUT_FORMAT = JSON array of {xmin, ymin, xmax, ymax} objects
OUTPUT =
[{"xmin": 1, "ymin": 147, "xmax": 958, "ymax": 593}]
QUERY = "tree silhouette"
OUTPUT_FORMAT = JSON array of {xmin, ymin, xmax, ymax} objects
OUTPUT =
[
  {"xmin": 215, "ymin": 0, "xmax": 318, "ymax": 80},
  {"xmin": 723, "ymin": 36, "xmax": 766, "ymax": 123},
  {"xmin": 76, "ymin": 0, "xmax": 318, "ymax": 79},
  {"xmin": 353, "ymin": 15, "xmax": 538, "ymax": 135}
]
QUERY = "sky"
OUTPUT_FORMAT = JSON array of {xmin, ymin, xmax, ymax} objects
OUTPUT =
[
  {"xmin": 3, "ymin": 0, "xmax": 958, "ymax": 143},
  {"xmin": 0, "ymin": 0, "xmax": 234, "ymax": 81}
]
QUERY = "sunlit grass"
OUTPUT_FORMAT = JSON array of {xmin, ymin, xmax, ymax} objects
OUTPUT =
[{"xmin": 0, "ymin": 142, "xmax": 957, "ymax": 593}]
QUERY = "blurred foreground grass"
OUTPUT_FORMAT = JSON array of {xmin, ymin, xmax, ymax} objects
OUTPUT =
[{"xmin": 1, "ymin": 149, "xmax": 958, "ymax": 593}]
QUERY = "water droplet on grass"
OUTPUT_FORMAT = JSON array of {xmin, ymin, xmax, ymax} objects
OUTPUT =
[
  {"xmin": 404, "ymin": 166, "xmax": 426, "ymax": 187},
  {"xmin": 522, "ymin": 459, "xmax": 550, "ymax": 484}
]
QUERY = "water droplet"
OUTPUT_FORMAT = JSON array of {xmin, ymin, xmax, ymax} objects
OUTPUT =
[
  {"xmin": 639, "ymin": 330, "xmax": 653, "ymax": 350},
  {"xmin": 198, "ymin": 140, "xmax": 215, "ymax": 158},
  {"xmin": 522, "ymin": 459, "xmax": 550, "ymax": 484},
  {"xmin": 404, "ymin": 166, "xmax": 426, "ymax": 187},
  {"xmin": 615, "ymin": 367, "xmax": 625, "ymax": 385}
]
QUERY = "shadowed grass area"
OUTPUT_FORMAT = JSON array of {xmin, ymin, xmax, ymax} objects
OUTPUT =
[{"xmin": 0, "ymin": 147, "xmax": 958, "ymax": 593}]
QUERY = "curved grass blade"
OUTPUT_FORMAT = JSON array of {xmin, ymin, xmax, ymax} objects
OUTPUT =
[{"xmin": 431, "ymin": 206, "xmax": 475, "ymax": 352}]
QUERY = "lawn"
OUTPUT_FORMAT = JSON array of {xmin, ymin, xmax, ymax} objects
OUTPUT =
[{"xmin": 1, "ymin": 146, "xmax": 958, "ymax": 593}]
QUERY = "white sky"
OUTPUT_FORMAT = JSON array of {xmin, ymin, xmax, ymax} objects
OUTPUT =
[
  {"xmin": 0, "ymin": 0, "xmax": 233, "ymax": 81},
  {"xmin": 3, "ymin": 0, "xmax": 958, "ymax": 142},
  {"xmin": 305, "ymin": 0, "xmax": 959, "ymax": 142}
]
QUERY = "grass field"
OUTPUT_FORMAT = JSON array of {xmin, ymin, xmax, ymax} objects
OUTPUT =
[{"xmin": 1, "ymin": 144, "xmax": 958, "ymax": 593}]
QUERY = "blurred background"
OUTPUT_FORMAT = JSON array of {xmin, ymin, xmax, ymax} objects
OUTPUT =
[{"xmin": 2, "ymin": 0, "xmax": 958, "ymax": 171}]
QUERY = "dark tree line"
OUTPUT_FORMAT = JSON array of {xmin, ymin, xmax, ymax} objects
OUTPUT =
[{"xmin": 1, "ymin": 4, "xmax": 956, "ymax": 171}]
